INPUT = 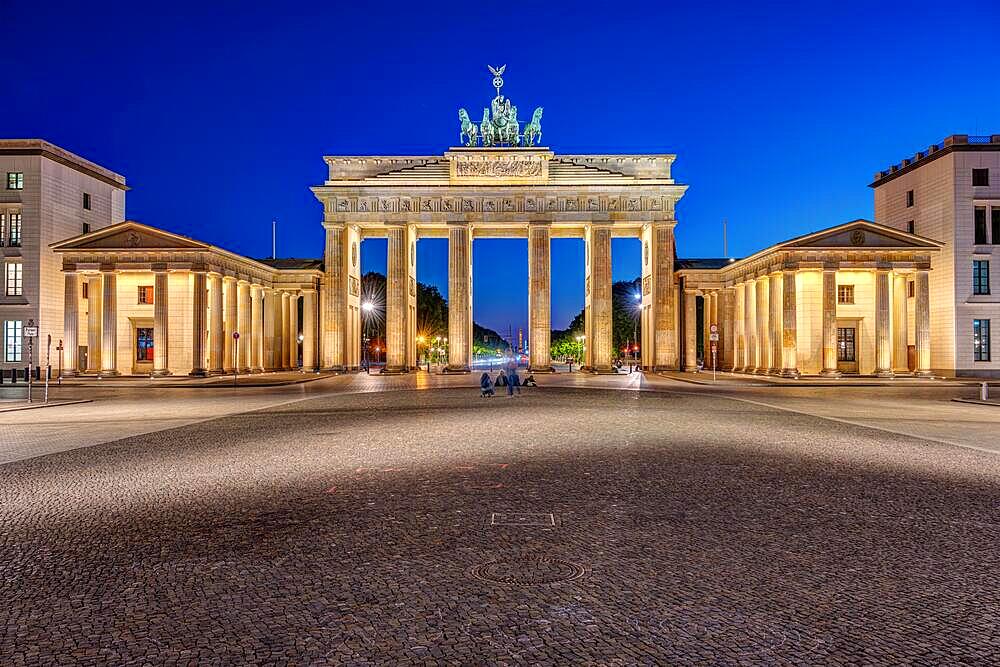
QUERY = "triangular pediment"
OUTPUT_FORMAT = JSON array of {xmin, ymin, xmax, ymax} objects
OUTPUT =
[
  {"xmin": 51, "ymin": 221, "xmax": 210, "ymax": 251},
  {"xmin": 783, "ymin": 219, "xmax": 942, "ymax": 250}
]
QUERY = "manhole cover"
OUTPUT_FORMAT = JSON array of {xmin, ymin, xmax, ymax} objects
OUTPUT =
[{"xmin": 470, "ymin": 556, "xmax": 586, "ymax": 585}]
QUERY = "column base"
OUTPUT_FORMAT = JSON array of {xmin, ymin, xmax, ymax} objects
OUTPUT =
[
  {"xmin": 874, "ymin": 369, "xmax": 895, "ymax": 378},
  {"xmin": 207, "ymin": 369, "xmax": 227, "ymax": 376},
  {"xmin": 780, "ymin": 368, "xmax": 800, "ymax": 378},
  {"xmin": 239, "ymin": 367, "xmax": 252, "ymax": 374},
  {"xmin": 61, "ymin": 370, "xmax": 79, "ymax": 377},
  {"xmin": 914, "ymin": 369, "xmax": 934, "ymax": 378},
  {"xmin": 151, "ymin": 369, "xmax": 172, "ymax": 377},
  {"xmin": 754, "ymin": 368, "xmax": 770, "ymax": 375},
  {"xmin": 189, "ymin": 369, "xmax": 208, "ymax": 377},
  {"xmin": 443, "ymin": 365, "xmax": 471, "ymax": 374},
  {"xmin": 528, "ymin": 366, "xmax": 555, "ymax": 373},
  {"xmin": 98, "ymin": 370, "xmax": 120, "ymax": 377},
  {"xmin": 819, "ymin": 368, "xmax": 842, "ymax": 378}
]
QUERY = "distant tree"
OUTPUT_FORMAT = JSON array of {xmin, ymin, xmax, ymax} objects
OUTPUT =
[{"xmin": 550, "ymin": 277, "xmax": 641, "ymax": 360}]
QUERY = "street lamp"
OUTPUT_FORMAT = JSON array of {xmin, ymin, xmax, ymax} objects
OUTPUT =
[
  {"xmin": 632, "ymin": 293, "xmax": 642, "ymax": 365},
  {"xmin": 361, "ymin": 301, "xmax": 375, "ymax": 372}
]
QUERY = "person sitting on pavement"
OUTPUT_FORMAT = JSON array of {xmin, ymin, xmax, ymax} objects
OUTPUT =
[
  {"xmin": 523, "ymin": 374, "xmax": 537, "ymax": 387},
  {"xmin": 480, "ymin": 372, "xmax": 495, "ymax": 397},
  {"xmin": 508, "ymin": 369, "xmax": 521, "ymax": 396},
  {"xmin": 495, "ymin": 369, "xmax": 508, "ymax": 388}
]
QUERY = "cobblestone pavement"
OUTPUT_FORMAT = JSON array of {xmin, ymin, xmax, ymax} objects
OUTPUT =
[{"xmin": 3, "ymin": 384, "xmax": 1000, "ymax": 664}]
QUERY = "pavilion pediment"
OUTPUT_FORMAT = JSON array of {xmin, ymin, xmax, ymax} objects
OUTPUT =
[
  {"xmin": 785, "ymin": 220, "xmax": 941, "ymax": 250},
  {"xmin": 51, "ymin": 221, "xmax": 210, "ymax": 251}
]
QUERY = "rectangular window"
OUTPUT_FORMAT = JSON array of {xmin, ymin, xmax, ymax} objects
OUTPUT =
[
  {"xmin": 83, "ymin": 193, "xmax": 91, "ymax": 210},
  {"xmin": 974, "ymin": 260, "xmax": 991, "ymax": 295},
  {"xmin": 4, "ymin": 320, "xmax": 22, "ymax": 362},
  {"xmin": 906, "ymin": 190, "xmax": 914, "ymax": 207},
  {"xmin": 908, "ymin": 280, "xmax": 915, "ymax": 298},
  {"xmin": 7, "ymin": 213, "xmax": 21, "ymax": 247},
  {"xmin": 973, "ymin": 168, "xmax": 990, "ymax": 187},
  {"xmin": 5, "ymin": 262, "xmax": 22, "ymax": 296},
  {"xmin": 82, "ymin": 222, "xmax": 90, "ymax": 234},
  {"xmin": 6, "ymin": 173, "xmax": 23, "ymax": 190},
  {"xmin": 837, "ymin": 284, "xmax": 855, "ymax": 304},
  {"xmin": 907, "ymin": 220, "xmax": 915, "ymax": 234},
  {"xmin": 136, "ymin": 327, "xmax": 154, "ymax": 362},
  {"xmin": 993, "ymin": 208, "xmax": 1000, "ymax": 246},
  {"xmin": 975, "ymin": 206, "xmax": 989, "ymax": 244},
  {"xmin": 137, "ymin": 285, "xmax": 154, "ymax": 304},
  {"xmin": 974, "ymin": 319, "xmax": 991, "ymax": 362},
  {"xmin": 82, "ymin": 281, "xmax": 88, "ymax": 299}
]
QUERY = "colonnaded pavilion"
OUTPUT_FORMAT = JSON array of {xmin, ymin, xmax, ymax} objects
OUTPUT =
[{"xmin": 47, "ymin": 71, "xmax": 943, "ymax": 378}]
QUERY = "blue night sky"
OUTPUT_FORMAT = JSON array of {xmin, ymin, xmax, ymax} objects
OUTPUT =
[{"xmin": 7, "ymin": 1, "xmax": 1000, "ymax": 335}]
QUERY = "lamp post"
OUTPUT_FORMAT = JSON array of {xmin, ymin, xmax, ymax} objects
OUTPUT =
[
  {"xmin": 633, "ymin": 292, "xmax": 641, "ymax": 365},
  {"xmin": 297, "ymin": 333, "xmax": 304, "ymax": 370},
  {"xmin": 361, "ymin": 301, "xmax": 374, "ymax": 372}
]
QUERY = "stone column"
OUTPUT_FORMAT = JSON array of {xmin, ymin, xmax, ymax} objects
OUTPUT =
[
  {"xmin": 683, "ymin": 288, "xmax": 698, "ymax": 371},
  {"xmin": 721, "ymin": 287, "xmax": 736, "ymax": 371},
  {"xmin": 446, "ymin": 223, "xmax": 472, "ymax": 373},
  {"xmin": 892, "ymin": 273, "xmax": 909, "ymax": 372},
  {"xmin": 189, "ymin": 271, "xmax": 208, "ymax": 376},
  {"xmin": 62, "ymin": 271, "xmax": 79, "ymax": 376},
  {"xmin": 755, "ymin": 277, "xmax": 769, "ymax": 374},
  {"xmin": 302, "ymin": 289, "xmax": 317, "ymax": 371},
  {"xmin": 820, "ymin": 268, "xmax": 840, "ymax": 376},
  {"xmin": 385, "ymin": 225, "xmax": 409, "ymax": 373},
  {"xmin": 768, "ymin": 273, "xmax": 782, "ymax": 374},
  {"xmin": 263, "ymin": 288, "xmax": 277, "ymax": 371},
  {"xmin": 644, "ymin": 223, "xmax": 678, "ymax": 371},
  {"xmin": 586, "ymin": 225, "xmax": 614, "ymax": 372},
  {"xmin": 223, "ymin": 276, "xmax": 237, "ymax": 373},
  {"xmin": 100, "ymin": 270, "xmax": 119, "ymax": 376},
  {"xmin": 237, "ymin": 281, "xmax": 251, "ymax": 372},
  {"xmin": 86, "ymin": 274, "xmax": 102, "ymax": 372},
  {"xmin": 322, "ymin": 224, "xmax": 347, "ymax": 370},
  {"xmin": 208, "ymin": 273, "xmax": 224, "ymax": 374},
  {"xmin": 874, "ymin": 268, "xmax": 893, "ymax": 377},
  {"xmin": 528, "ymin": 222, "xmax": 554, "ymax": 372},
  {"xmin": 250, "ymin": 285, "xmax": 264, "ymax": 372},
  {"xmin": 281, "ymin": 291, "xmax": 291, "ymax": 370},
  {"xmin": 914, "ymin": 269, "xmax": 932, "ymax": 376},
  {"xmin": 733, "ymin": 283, "xmax": 744, "ymax": 371},
  {"xmin": 152, "ymin": 269, "xmax": 170, "ymax": 376},
  {"xmin": 743, "ymin": 280, "xmax": 756, "ymax": 373},
  {"xmin": 288, "ymin": 293, "xmax": 300, "ymax": 369},
  {"xmin": 780, "ymin": 270, "xmax": 799, "ymax": 377}
]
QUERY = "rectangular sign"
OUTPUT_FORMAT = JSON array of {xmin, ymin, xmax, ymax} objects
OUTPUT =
[
  {"xmin": 23, "ymin": 326, "xmax": 38, "ymax": 337},
  {"xmin": 709, "ymin": 333, "xmax": 719, "ymax": 341}
]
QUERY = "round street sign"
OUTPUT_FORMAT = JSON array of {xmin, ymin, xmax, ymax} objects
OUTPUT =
[
  {"xmin": 233, "ymin": 332, "xmax": 240, "ymax": 339},
  {"xmin": 710, "ymin": 324, "xmax": 718, "ymax": 333}
]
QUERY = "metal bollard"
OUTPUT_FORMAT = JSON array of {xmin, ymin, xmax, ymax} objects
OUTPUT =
[{"xmin": 982, "ymin": 382, "xmax": 990, "ymax": 401}]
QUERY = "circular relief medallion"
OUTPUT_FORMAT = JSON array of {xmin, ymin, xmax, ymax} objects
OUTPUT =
[
  {"xmin": 850, "ymin": 230, "xmax": 865, "ymax": 246},
  {"xmin": 352, "ymin": 242, "xmax": 358, "ymax": 268}
]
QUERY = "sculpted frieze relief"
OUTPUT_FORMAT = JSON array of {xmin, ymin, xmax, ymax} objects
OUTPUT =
[
  {"xmin": 327, "ymin": 194, "xmax": 674, "ymax": 215},
  {"xmin": 454, "ymin": 159, "xmax": 542, "ymax": 178}
]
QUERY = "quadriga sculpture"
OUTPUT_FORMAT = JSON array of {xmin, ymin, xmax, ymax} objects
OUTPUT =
[
  {"xmin": 458, "ymin": 108, "xmax": 478, "ymax": 147},
  {"xmin": 523, "ymin": 107, "xmax": 543, "ymax": 146}
]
